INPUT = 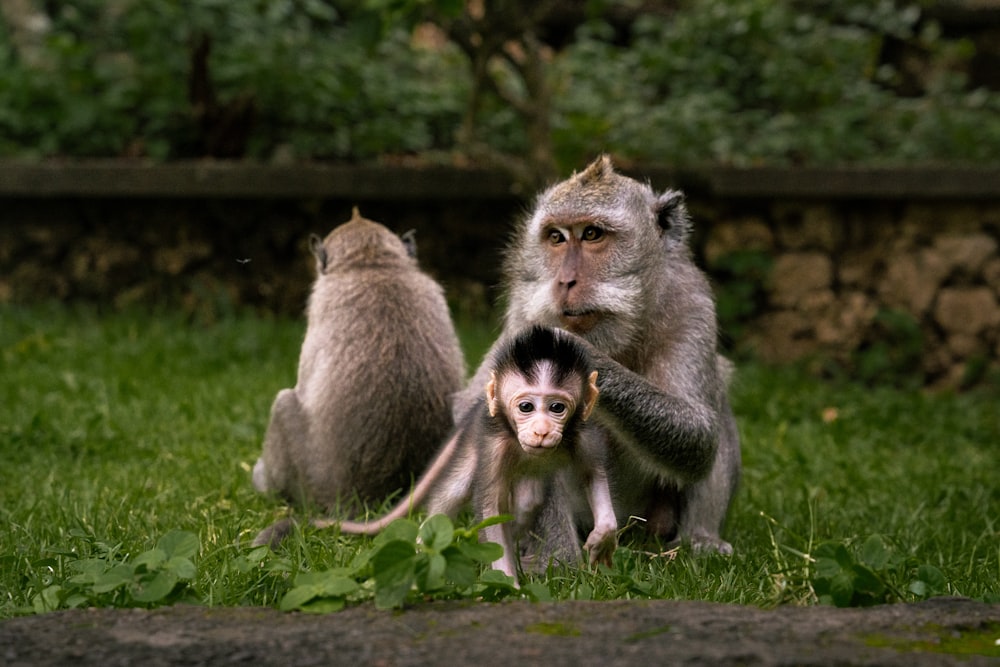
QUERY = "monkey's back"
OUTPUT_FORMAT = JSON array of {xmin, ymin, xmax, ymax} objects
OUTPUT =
[{"xmin": 294, "ymin": 261, "xmax": 465, "ymax": 512}]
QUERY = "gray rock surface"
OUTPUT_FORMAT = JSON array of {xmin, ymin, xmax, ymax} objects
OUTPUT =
[{"xmin": 2, "ymin": 597, "xmax": 998, "ymax": 666}]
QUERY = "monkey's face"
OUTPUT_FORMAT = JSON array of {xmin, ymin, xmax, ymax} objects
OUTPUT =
[
  {"xmin": 509, "ymin": 161, "xmax": 665, "ymax": 348},
  {"xmin": 508, "ymin": 388, "xmax": 577, "ymax": 451},
  {"xmin": 519, "ymin": 211, "xmax": 648, "ymax": 353},
  {"xmin": 486, "ymin": 366, "xmax": 580, "ymax": 453}
]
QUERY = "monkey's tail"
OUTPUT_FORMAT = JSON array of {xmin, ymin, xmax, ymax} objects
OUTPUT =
[
  {"xmin": 315, "ymin": 428, "xmax": 464, "ymax": 536},
  {"xmin": 250, "ymin": 518, "xmax": 296, "ymax": 549}
]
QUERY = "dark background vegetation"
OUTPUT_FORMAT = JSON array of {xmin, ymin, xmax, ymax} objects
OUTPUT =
[
  {"xmin": 2, "ymin": 0, "xmax": 999, "ymax": 185},
  {"xmin": 3, "ymin": 0, "xmax": 1000, "ymax": 387}
]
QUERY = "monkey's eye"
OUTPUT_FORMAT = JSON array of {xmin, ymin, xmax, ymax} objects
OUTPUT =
[
  {"xmin": 548, "ymin": 229, "xmax": 566, "ymax": 245},
  {"xmin": 581, "ymin": 226, "xmax": 604, "ymax": 242},
  {"xmin": 549, "ymin": 402, "xmax": 567, "ymax": 415},
  {"xmin": 517, "ymin": 401, "xmax": 535, "ymax": 414}
]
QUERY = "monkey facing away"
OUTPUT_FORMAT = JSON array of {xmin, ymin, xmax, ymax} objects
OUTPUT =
[
  {"xmin": 254, "ymin": 326, "xmax": 617, "ymax": 583},
  {"xmin": 454, "ymin": 155, "xmax": 741, "ymax": 557},
  {"xmin": 251, "ymin": 207, "xmax": 466, "ymax": 514}
]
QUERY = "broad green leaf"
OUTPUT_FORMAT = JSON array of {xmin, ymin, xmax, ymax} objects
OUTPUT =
[
  {"xmin": 132, "ymin": 548, "xmax": 167, "ymax": 572},
  {"xmin": 572, "ymin": 582, "xmax": 594, "ymax": 600},
  {"xmin": 458, "ymin": 540, "xmax": 503, "ymax": 564},
  {"xmin": 909, "ymin": 580, "xmax": 928, "ymax": 598},
  {"xmin": 914, "ymin": 564, "xmax": 947, "ymax": 594},
  {"xmin": 373, "ymin": 540, "xmax": 418, "ymax": 609},
  {"xmin": 164, "ymin": 556, "xmax": 197, "ymax": 580},
  {"xmin": 132, "ymin": 570, "xmax": 178, "ymax": 602},
  {"xmin": 32, "ymin": 585, "xmax": 63, "ymax": 613},
  {"xmin": 300, "ymin": 597, "xmax": 347, "ymax": 614},
  {"xmin": 280, "ymin": 585, "xmax": 321, "ymax": 611},
  {"xmin": 479, "ymin": 569, "xmax": 517, "ymax": 589},
  {"xmin": 849, "ymin": 563, "xmax": 885, "ymax": 602},
  {"xmin": 310, "ymin": 571, "xmax": 360, "ymax": 598},
  {"xmin": 441, "ymin": 546, "xmax": 476, "ymax": 587},
  {"xmin": 92, "ymin": 564, "xmax": 134, "ymax": 593},
  {"xmin": 416, "ymin": 552, "xmax": 447, "ymax": 592},
  {"xmin": 829, "ymin": 570, "xmax": 855, "ymax": 607},
  {"xmin": 373, "ymin": 519, "xmax": 419, "ymax": 547},
  {"xmin": 157, "ymin": 530, "xmax": 200, "ymax": 560},
  {"xmin": 419, "ymin": 514, "xmax": 454, "ymax": 552},
  {"xmin": 859, "ymin": 535, "xmax": 889, "ymax": 570},
  {"xmin": 832, "ymin": 543, "xmax": 854, "ymax": 568},
  {"xmin": 522, "ymin": 582, "xmax": 552, "ymax": 602},
  {"xmin": 64, "ymin": 593, "xmax": 90, "ymax": 609},
  {"xmin": 814, "ymin": 556, "xmax": 841, "ymax": 580},
  {"xmin": 67, "ymin": 558, "xmax": 110, "ymax": 583}
]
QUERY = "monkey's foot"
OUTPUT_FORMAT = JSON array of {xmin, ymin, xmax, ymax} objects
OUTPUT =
[
  {"xmin": 583, "ymin": 527, "xmax": 617, "ymax": 568},
  {"xmin": 251, "ymin": 518, "xmax": 296, "ymax": 549},
  {"xmin": 685, "ymin": 530, "xmax": 734, "ymax": 556},
  {"xmin": 251, "ymin": 458, "xmax": 271, "ymax": 494}
]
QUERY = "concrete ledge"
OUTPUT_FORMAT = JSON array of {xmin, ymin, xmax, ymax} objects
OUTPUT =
[
  {"xmin": 0, "ymin": 161, "xmax": 519, "ymax": 200},
  {"xmin": 643, "ymin": 165, "xmax": 1000, "ymax": 200},
  {"xmin": 1, "ymin": 161, "xmax": 998, "ymax": 200}
]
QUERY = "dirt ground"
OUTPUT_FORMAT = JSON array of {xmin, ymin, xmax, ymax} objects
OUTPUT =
[{"xmin": 2, "ymin": 597, "xmax": 998, "ymax": 666}]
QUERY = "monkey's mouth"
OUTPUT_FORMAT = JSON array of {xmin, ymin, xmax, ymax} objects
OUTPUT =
[
  {"xmin": 520, "ymin": 441, "xmax": 558, "ymax": 453},
  {"xmin": 559, "ymin": 309, "xmax": 600, "ymax": 333}
]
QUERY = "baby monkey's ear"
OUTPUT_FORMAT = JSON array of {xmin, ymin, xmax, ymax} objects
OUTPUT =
[
  {"xmin": 581, "ymin": 371, "xmax": 599, "ymax": 422},
  {"xmin": 485, "ymin": 370, "xmax": 501, "ymax": 418}
]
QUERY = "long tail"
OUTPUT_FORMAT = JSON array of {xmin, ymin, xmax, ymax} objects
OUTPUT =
[
  {"xmin": 251, "ymin": 428, "xmax": 463, "ymax": 547},
  {"xmin": 326, "ymin": 428, "xmax": 463, "ymax": 535}
]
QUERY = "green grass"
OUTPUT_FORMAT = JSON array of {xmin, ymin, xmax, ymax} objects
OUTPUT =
[{"xmin": 1, "ymin": 303, "xmax": 998, "ymax": 616}]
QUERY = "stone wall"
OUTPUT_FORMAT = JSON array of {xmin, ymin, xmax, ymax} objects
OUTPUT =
[
  {"xmin": 701, "ymin": 200, "xmax": 1000, "ymax": 387},
  {"xmin": 2, "ymin": 162, "xmax": 998, "ymax": 387}
]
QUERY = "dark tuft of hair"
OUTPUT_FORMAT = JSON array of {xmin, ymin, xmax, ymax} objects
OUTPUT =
[{"xmin": 494, "ymin": 326, "xmax": 591, "ymax": 385}]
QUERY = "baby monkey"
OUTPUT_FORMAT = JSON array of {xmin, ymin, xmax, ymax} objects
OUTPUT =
[{"xmin": 256, "ymin": 326, "xmax": 617, "ymax": 583}]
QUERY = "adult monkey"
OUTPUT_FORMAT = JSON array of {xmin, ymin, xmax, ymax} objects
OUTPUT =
[
  {"xmin": 456, "ymin": 155, "xmax": 740, "ymax": 556},
  {"xmin": 252, "ymin": 208, "xmax": 465, "ymax": 515}
]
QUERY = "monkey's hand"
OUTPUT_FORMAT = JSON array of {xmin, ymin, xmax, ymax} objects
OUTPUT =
[{"xmin": 583, "ymin": 526, "xmax": 617, "ymax": 568}]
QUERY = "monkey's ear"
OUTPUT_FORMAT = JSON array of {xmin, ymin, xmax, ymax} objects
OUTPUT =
[
  {"xmin": 309, "ymin": 234, "xmax": 328, "ymax": 272},
  {"xmin": 581, "ymin": 370, "xmax": 600, "ymax": 422},
  {"xmin": 400, "ymin": 229, "xmax": 418, "ymax": 259},
  {"xmin": 654, "ymin": 190, "xmax": 692, "ymax": 248},
  {"xmin": 580, "ymin": 371, "xmax": 601, "ymax": 421},
  {"xmin": 485, "ymin": 370, "xmax": 500, "ymax": 417}
]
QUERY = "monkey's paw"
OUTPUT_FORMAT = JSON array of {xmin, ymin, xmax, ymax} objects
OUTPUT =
[
  {"xmin": 251, "ymin": 458, "xmax": 271, "ymax": 493},
  {"xmin": 251, "ymin": 518, "xmax": 295, "ymax": 549},
  {"xmin": 687, "ymin": 530, "xmax": 734, "ymax": 556},
  {"xmin": 583, "ymin": 527, "xmax": 617, "ymax": 568}
]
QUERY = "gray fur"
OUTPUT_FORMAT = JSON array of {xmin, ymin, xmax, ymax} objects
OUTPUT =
[
  {"xmin": 251, "ymin": 208, "xmax": 466, "ymax": 517},
  {"xmin": 455, "ymin": 155, "xmax": 741, "ymax": 555},
  {"xmin": 301, "ymin": 326, "xmax": 615, "ymax": 584}
]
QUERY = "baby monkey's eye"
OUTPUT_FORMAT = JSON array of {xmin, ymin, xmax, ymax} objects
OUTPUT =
[
  {"xmin": 548, "ymin": 230, "xmax": 566, "ymax": 245},
  {"xmin": 549, "ymin": 402, "xmax": 567, "ymax": 414},
  {"xmin": 581, "ymin": 226, "xmax": 604, "ymax": 242},
  {"xmin": 518, "ymin": 401, "xmax": 535, "ymax": 413}
]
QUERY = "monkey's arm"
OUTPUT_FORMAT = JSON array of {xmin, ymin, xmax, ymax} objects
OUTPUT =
[{"xmin": 588, "ymin": 351, "xmax": 719, "ymax": 482}]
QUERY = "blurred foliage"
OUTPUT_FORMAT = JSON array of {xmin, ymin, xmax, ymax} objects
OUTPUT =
[
  {"xmin": 556, "ymin": 0, "xmax": 1000, "ymax": 167},
  {"xmin": 710, "ymin": 250, "xmax": 774, "ymax": 350},
  {"xmin": 0, "ymin": 0, "xmax": 468, "ymax": 160},
  {"xmin": 1, "ymin": 0, "xmax": 998, "ymax": 166}
]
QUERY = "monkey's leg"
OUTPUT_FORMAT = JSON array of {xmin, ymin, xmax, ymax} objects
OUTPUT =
[
  {"xmin": 678, "ymin": 400, "xmax": 740, "ymax": 555},
  {"xmin": 582, "ymin": 471, "xmax": 617, "ymax": 567},
  {"xmin": 252, "ymin": 389, "xmax": 303, "ymax": 497},
  {"xmin": 512, "ymin": 477, "xmax": 546, "ymax": 535},
  {"xmin": 478, "ymin": 488, "xmax": 520, "ymax": 584}
]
